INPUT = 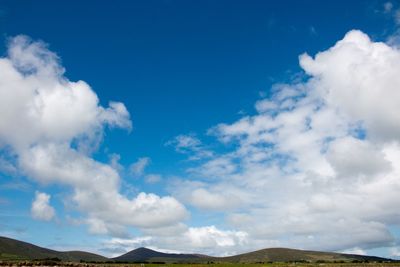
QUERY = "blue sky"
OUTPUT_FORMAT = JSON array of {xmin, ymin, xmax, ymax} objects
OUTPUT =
[{"xmin": 2, "ymin": 0, "xmax": 400, "ymax": 258}]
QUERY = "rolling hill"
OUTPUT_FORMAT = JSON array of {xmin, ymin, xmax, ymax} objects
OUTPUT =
[
  {"xmin": 112, "ymin": 247, "xmax": 206, "ymax": 262},
  {"xmin": 0, "ymin": 236, "xmax": 393, "ymax": 263},
  {"xmin": 218, "ymin": 247, "xmax": 390, "ymax": 263},
  {"xmin": 0, "ymin": 236, "xmax": 107, "ymax": 262},
  {"xmin": 112, "ymin": 246, "xmax": 391, "ymax": 263}
]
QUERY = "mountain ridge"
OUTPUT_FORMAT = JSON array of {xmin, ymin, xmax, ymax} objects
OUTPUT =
[
  {"xmin": 0, "ymin": 236, "xmax": 107, "ymax": 262},
  {"xmin": 219, "ymin": 247, "xmax": 390, "ymax": 263},
  {"xmin": 112, "ymin": 247, "xmax": 206, "ymax": 262},
  {"xmin": 0, "ymin": 236, "xmax": 393, "ymax": 263}
]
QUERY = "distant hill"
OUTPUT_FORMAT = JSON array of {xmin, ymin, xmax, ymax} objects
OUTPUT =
[
  {"xmin": 0, "ymin": 236, "xmax": 393, "ymax": 263},
  {"xmin": 113, "ymin": 247, "xmax": 391, "ymax": 263},
  {"xmin": 112, "ymin": 247, "xmax": 206, "ymax": 263},
  {"xmin": 218, "ymin": 247, "xmax": 391, "ymax": 263},
  {"xmin": 0, "ymin": 236, "xmax": 107, "ymax": 262}
]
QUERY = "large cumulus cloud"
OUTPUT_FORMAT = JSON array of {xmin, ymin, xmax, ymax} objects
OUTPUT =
[
  {"xmin": 168, "ymin": 30, "xmax": 400, "ymax": 254},
  {"xmin": 0, "ymin": 35, "xmax": 187, "ymax": 236}
]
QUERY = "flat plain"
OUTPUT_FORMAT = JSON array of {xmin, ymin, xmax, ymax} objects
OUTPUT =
[{"xmin": 2, "ymin": 263, "xmax": 400, "ymax": 267}]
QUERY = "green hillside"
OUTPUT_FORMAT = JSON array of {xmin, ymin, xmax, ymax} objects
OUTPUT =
[
  {"xmin": 0, "ymin": 236, "xmax": 393, "ymax": 263},
  {"xmin": 218, "ymin": 247, "xmax": 390, "ymax": 263},
  {"xmin": 113, "ymin": 247, "xmax": 209, "ymax": 263},
  {"xmin": 0, "ymin": 236, "xmax": 107, "ymax": 262}
]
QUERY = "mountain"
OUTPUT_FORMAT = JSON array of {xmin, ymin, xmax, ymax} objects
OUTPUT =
[
  {"xmin": 113, "ymin": 247, "xmax": 391, "ymax": 263},
  {"xmin": 112, "ymin": 247, "xmax": 206, "ymax": 263},
  {"xmin": 218, "ymin": 247, "xmax": 390, "ymax": 263},
  {"xmin": 0, "ymin": 236, "xmax": 107, "ymax": 262},
  {"xmin": 0, "ymin": 236, "xmax": 393, "ymax": 263}
]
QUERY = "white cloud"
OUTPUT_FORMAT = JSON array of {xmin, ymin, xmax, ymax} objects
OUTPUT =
[
  {"xmin": 31, "ymin": 191, "xmax": 55, "ymax": 221},
  {"xmin": 184, "ymin": 226, "xmax": 248, "ymax": 249},
  {"xmin": 167, "ymin": 134, "xmax": 213, "ymax": 160},
  {"xmin": 170, "ymin": 30, "xmax": 400, "ymax": 253},
  {"xmin": 109, "ymin": 153, "xmax": 123, "ymax": 172},
  {"xmin": 300, "ymin": 30, "xmax": 400, "ymax": 142},
  {"xmin": 101, "ymin": 236, "xmax": 153, "ymax": 257},
  {"xmin": 0, "ymin": 41, "xmax": 129, "ymax": 151},
  {"xmin": 169, "ymin": 134, "xmax": 201, "ymax": 152},
  {"xmin": 341, "ymin": 247, "xmax": 366, "ymax": 255},
  {"xmin": 0, "ymin": 156, "xmax": 17, "ymax": 175},
  {"xmin": 19, "ymin": 143, "xmax": 188, "ymax": 232},
  {"xmin": 0, "ymin": 35, "xmax": 187, "ymax": 235},
  {"xmin": 102, "ymin": 225, "xmax": 248, "ymax": 257},
  {"xmin": 384, "ymin": 2, "xmax": 393, "ymax": 13},
  {"xmin": 255, "ymin": 99, "xmax": 277, "ymax": 113},
  {"xmin": 145, "ymin": 174, "xmax": 161, "ymax": 184},
  {"xmin": 167, "ymin": 179, "xmax": 248, "ymax": 212},
  {"xmin": 129, "ymin": 157, "xmax": 150, "ymax": 176},
  {"xmin": 326, "ymin": 137, "xmax": 391, "ymax": 179},
  {"xmin": 189, "ymin": 188, "xmax": 241, "ymax": 211},
  {"xmin": 390, "ymin": 247, "xmax": 400, "ymax": 257},
  {"xmin": 190, "ymin": 156, "xmax": 237, "ymax": 178}
]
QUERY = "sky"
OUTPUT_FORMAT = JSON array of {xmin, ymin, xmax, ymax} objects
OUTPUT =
[{"xmin": 2, "ymin": 0, "xmax": 400, "ymax": 259}]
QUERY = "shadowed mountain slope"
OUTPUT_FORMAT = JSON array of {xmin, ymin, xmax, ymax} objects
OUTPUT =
[
  {"xmin": 219, "ymin": 247, "xmax": 391, "ymax": 263},
  {"xmin": 0, "ymin": 236, "xmax": 393, "ymax": 263},
  {"xmin": 112, "ymin": 247, "xmax": 206, "ymax": 262},
  {"xmin": 0, "ymin": 236, "xmax": 107, "ymax": 262}
]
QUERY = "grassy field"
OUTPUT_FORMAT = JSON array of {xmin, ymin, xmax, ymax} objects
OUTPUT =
[
  {"xmin": 1, "ymin": 262, "xmax": 400, "ymax": 267},
  {"xmin": 99, "ymin": 264, "xmax": 400, "ymax": 267}
]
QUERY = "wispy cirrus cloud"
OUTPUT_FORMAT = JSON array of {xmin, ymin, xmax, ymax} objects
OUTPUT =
[
  {"xmin": 166, "ymin": 134, "xmax": 214, "ymax": 160},
  {"xmin": 129, "ymin": 157, "xmax": 151, "ymax": 176}
]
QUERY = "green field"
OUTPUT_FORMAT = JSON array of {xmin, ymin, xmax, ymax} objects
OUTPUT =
[{"xmin": 1, "ymin": 262, "xmax": 400, "ymax": 267}]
